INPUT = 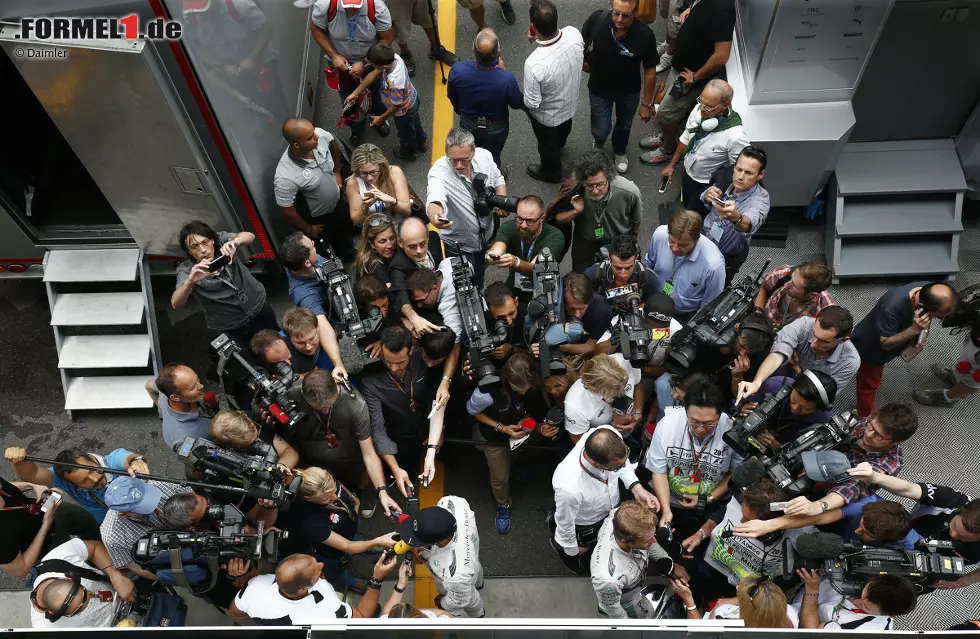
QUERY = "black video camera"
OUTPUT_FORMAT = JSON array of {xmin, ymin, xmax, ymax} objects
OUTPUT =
[
  {"xmin": 724, "ymin": 384, "xmax": 793, "ymax": 458},
  {"xmin": 666, "ymin": 259, "xmax": 771, "ymax": 375},
  {"xmin": 448, "ymin": 251, "xmax": 504, "ymax": 389},
  {"xmin": 472, "ymin": 173, "xmax": 520, "ymax": 217},
  {"xmin": 211, "ymin": 333, "xmax": 306, "ymax": 431},
  {"xmin": 784, "ymin": 534, "xmax": 966, "ymax": 597},
  {"xmin": 525, "ymin": 248, "xmax": 576, "ymax": 379},
  {"xmin": 313, "ymin": 242, "xmax": 385, "ymax": 360},
  {"xmin": 764, "ymin": 411, "xmax": 857, "ymax": 496},
  {"xmin": 942, "ymin": 283, "xmax": 980, "ymax": 329},
  {"xmin": 177, "ymin": 436, "xmax": 301, "ymax": 508},
  {"xmin": 613, "ymin": 293, "xmax": 671, "ymax": 369}
]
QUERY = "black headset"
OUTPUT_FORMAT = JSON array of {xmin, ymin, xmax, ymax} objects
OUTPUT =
[{"xmin": 37, "ymin": 578, "xmax": 85, "ymax": 622}]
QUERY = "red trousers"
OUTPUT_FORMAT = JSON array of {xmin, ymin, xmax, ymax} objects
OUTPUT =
[{"xmin": 856, "ymin": 363, "xmax": 885, "ymax": 418}]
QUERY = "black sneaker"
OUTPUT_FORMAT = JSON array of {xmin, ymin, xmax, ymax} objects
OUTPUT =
[
  {"xmin": 429, "ymin": 45, "xmax": 459, "ymax": 66},
  {"xmin": 377, "ymin": 120, "xmax": 391, "ymax": 138},
  {"xmin": 350, "ymin": 130, "xmax": 364, "ymax": 147},
  {"xmin": 358, "ymin": 486, "xmax": 378, "ymax": 519},
  {"xmin": 402, "ymin": 51, "xmax": 417, "ymax": 77},
  {"xmin": 500, "ymin": 0, "xmax": 516, "ymax": 25}
]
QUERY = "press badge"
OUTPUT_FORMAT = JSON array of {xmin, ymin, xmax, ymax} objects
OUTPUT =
[
  {"xmin": 709, "ymin": 222, "xmax": 724, "ymax": 242},
  {"xmin": 594, "ymin": 227, "xmax": 606, "ymax": 240},
  {"xmin": 515, "ymin": 272, "xmax": 534, "ymax": 292},
  {"xmin": 651, "ymin": 327, "xmax": 670, "ymax": 341},
  {"xmin": 663, "ymin": 281, "xmax": 674, "ymax": 295}
]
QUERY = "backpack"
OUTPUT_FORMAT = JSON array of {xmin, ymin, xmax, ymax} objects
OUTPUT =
[{"xmin": 326, "ymin": 0, "xmax": 377, "ymax": 24}]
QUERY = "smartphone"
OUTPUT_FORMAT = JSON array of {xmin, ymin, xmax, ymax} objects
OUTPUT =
[
  {"xmin": 41, "ymin": 491, "xmax": 62, "ymax": 513},
  {"xmin": 207, "ymin": 253, "xmax": 230, "ymax": 272},
  {"xmin": 487, "ymin": 251, "xmax": 501, "ymax": 261},
  {"xmin": 436, "ymin": 216, "xmax": 452, "ymax": 226},
  {"xmin": 769, "ymin": 501, "xmax": 789, "ymax": 512},
  {"xmin": 659, "ymin": 176, "xmax": 669, "ymax": 193}
]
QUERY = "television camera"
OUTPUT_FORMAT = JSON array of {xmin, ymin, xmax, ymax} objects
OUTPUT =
[
  {"xmin": 665, "ymin": 259, "xmax": 771, "ymax": 375},
  {"xmin": 784, "ymin": 533, "xmax": 966, "ymax": 596},
  {"xmin": 525, "ymin": 248, "xmax": 580, "ymax": 379},
  {"xmin": 211, "ymin": 333, "xmax": 306, "ymax": 432},
  {"xmin": 446, "ymin": 246, "xmax": 506, "ymax": 389},
  {"xmin": 613, "ymin": 292, "xmax": 671, "ymax": 368},
  {"xmin": 724, "ymin": 384, "xmax": 793, "ymax": 458},
  {"xmin": 177, "ymin": 436, "xmax": 301, "ymax": 508},
  {"xmin": 313, "ymin": 241, "xmax": 384, "ymax": 359}
]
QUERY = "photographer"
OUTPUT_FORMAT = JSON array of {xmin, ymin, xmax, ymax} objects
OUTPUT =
[
  {"xmin": 843, "ymin": 462, "xmax": 980, "ymax": 589},
  {"xmin": 484, "ymin": 282, "xmax": 528, "ymax": 361},
  {"xmin": 551, "ymin": 151, "xmax": 642, "ymax": 272},
  {"xmin": 467, "ymin": 353, "xmax": 556, "ymax": 534},
  {"xmin": 230, "ymin": 552, "xmax": 401, "ymax": 622},
  {"xmin": 590, "ymin": 501, "xmax": 673, "ymax": 619},
  {"xmin": 145, "ymin": 363, "xmax": 212, "ymax": 452},
  {"xmin": 796, "ymin": 569, "xmax": 918, "ymax": 630},
  {"xmin": 209, "ymin": 409, "xmax": 299, "ymax": 470},
  {"xmin": 361, "ymin": 327, "xmax": 452, "ymax": 497},
  {"xmin": 278, "ymin": 232, "xmax": 350, "ymax": 381},
  {"xmin": 558, "ymin": 274, "xmax": 613, "ymax": 356},
  {"xmin": 426, "ymin": 127, "xmax": 508, "ymax": 287},
  {"xmin": 4, "ymin": 446, "xmax": 149, "ymax": 523},
  {"xmin": 172, "ymin": 220, "xmax": 277, "ymax": 345},
  {"xmin": 354, "ymin": 275, "xmax": 394, "ymax": 359},
  {"xmin": 285, "ymin": 467, "xmax": 398, "ymax": 594},
  {"xmin": 585, "ymin": 234, "xmax": 660, "ymax": 302},
  {"xmin": 737, "ymin": 370, "xmax": 837, "ymax": 446},
  {"xmin": 564, "ymin": 353, "xmax": 642, "ymax": 444},
  {"xmin": 486, "ymin": 195, "xmax": 565, "ymax": 304},
  {"xmin": 0, "ymin": 478, "xmax": 102, "ymax": 579},
  {"xmin": 29, "ymin": 538, "xmax": 136, "ymax": 628},
  {"xmin": 736, "ymin": 306, "xmax": 860, "ymax": 401},
  {"xmin": 781, "ymin": 403, "xmax": 919, "ymax": 517},
  {"xmin": 406, "ymin": 262, "xmax": 464, "ymax": 406},
  {"xmin": 754, "ymin": 262, "xmax": 835, "ymax": 331},
  {"xmin": 295, "ymin": 369, "xmax": 400, "ymax": 519},
  {"xmin": 645, "ymin": 378, "xmax": 735, "ymax": 540}
]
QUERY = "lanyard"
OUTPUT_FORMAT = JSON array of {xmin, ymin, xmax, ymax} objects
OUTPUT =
[
  {"xmin": 389, "ymin": 371, "xmax": 417, "ymax": 412},
  {"xmin": 609, "ymin": 26, "xmax": 633, "ymax": 56},
  {"xmin": 687, "ymin": 427, "xmax": 714, "ymax": 474},
  {"xmin": 668, "ymin": 255, "xmax": 683, "ymax": 282},
  {"xmin": 579, "ymin": 455, "xmax": 608, "ymax": 485},
  {"xmin": 344, "ymin": 12, "xmax": 359, "ymax": 43},
  {"xmin": 520, "ymin": 236, "xmax": 537, "ymax": 261}
]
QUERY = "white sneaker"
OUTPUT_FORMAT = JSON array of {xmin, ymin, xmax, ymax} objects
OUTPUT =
[
  {"xmin": 615, "ymin": 155, "xmax": 629, "ymax": 174},
  {"xmin": 656, "ymin": 53, "xmax": 672, "ymax": 73},
  {"xmin": 657, "ymin": 41, "xmax": 669, "ymax": 55}
]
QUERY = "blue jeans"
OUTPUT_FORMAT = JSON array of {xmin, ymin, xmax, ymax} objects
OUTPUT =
[
  {"xmin": 654, "ymin": 372, "xmax": 674, "ymax": 424},
  {"xmin": 589, "ymin": 91, "xmax": 641, "ymax": 156},
  {"xmin": 394, "ymin": 95, "xmax": 427, "ymax": 152}
]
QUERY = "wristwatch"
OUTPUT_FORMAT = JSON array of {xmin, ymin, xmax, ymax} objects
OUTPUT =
[
  {"xmin": 819, "ymin": 500, "xmax": 830, "ymax": 513},
  {"xmin": 684, "ymin": 603, "xmax": 698, "ymax": 611},
  {"xmin": 129, "ymin": 455, "xmax": 146, "ymax": 465},
  {"xmin": 643, "ymin": 102, "xmax": 656, "ymax": 110}
]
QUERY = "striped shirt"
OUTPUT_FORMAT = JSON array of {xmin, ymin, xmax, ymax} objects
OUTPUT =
[
  {"xmin": 381, "ymin": 54, "xmax": 416, "ymax": 116},
  {"xmin": 99, "ymin": 482, "xmax": 193, "ymax": 568},
  {"xmin": 524, "ymin": 27, "xmax": 585, "ymax": 127}
]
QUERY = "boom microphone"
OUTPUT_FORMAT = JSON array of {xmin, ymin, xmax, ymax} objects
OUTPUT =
[
  {"xmin": 795, "ymin": 532, "xmax": 846, "ymax": 560},
  {"xmin": 732, "ymin": 459, "xmax": 767, "ymax": 490}
]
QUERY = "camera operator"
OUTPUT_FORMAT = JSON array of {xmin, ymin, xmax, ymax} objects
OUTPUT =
[
  {"xmin": 780, "ymin": 403, "xmax": 919, "ymax": 518},
  {"xmin": 645, "ymin": 378, "xmax": 735, "ymax": 541},
  {"xmin": 795, "ymin": 568, "xmax": 917, "ymax": 630},
  {"xmin": 590, "ymin": 501, "xmax": 677, "ymax": 619},
  {"xmin": 0, "ymin": 478, "xmax": 102, "ymax": 580},
  {"xmin": 100, "ymin": 477, "xmax": 193, "ymax": 582},
  {"xmin": 484, "ymin": 282, "xmax": 528, "ymax": 362},
  {"xmin": 550, "ymin": 151, "xmax": 642, "ymax": 273},
  {"xmin": 554, "ymin": 274, "xmax": 613, "ymax": 356},
  {"xmin": 564, "ymin": 353, "xmax": 642, "ymax": 444},
  {"xmin": 230, "ymin": 552, "xmax": 401, "ymax": 622},
  {"xmin": 280, "ymin": 308, "xmax": 338, "ymax": 373},
  {"xmin": 209, "ymin": 409, "xmax": 299, "ymax": 471},
  {"xmin": 754, "ymin": 262, "xmax": 835, "ymax": 331},
  {"xmin": 172, "ymin": 220, "xmax": 277, "ymax": 345},
  {"xmin": 427, "ymin": 127, "xmax": 508, "ymax": 287},
  {"xmin": 353, "ymin": 275, "xmax": 397, "ymax": 360},
  {"xmin": 486, "ymin": 195, "xmax": 566, "ymax": 305},
  {"xmin": 295, "ymin": 369, "xmax": 399, "ymax": 518},
  {"xmin": 145, "ymin": 363, "xmax": 212, "ymax": 452},
  {"xmin": 736, "ymin": 370, "xmax": 837, "ymax": 446},
  {"xmin": 279, "ymin": 467, "xmax": 397, "ymax": 594},
  {"xmin": 737, "ymin": 306, "xmax": 860, "ymax": 402},
  {"xmin": 29, "ymin": 538, "xmax": 137, "ymax": 628},
  {"xmin": 467, "ymin": 353, "xmax": 556, "ymax": 534},
  {"xmin": 360, "ymin": 327, "xmax": 453, "ymax": 497},
  {"xmin": 406, "ymin": 262, "xmax": 465, "ymax": 406},
  {"xmin": 843, "ymin": 462, "xmax": 980, "ymax": 589},
  {"xmin": 278, "ymin": 232, "xmax": 351, "ymax": 381},
  {"xmin": 551, "ymin": 426, "xmax": 659, "ymax": 575},
  {"xmin": 585, "ymin": 234, "xmax": 660, "ymax": 302},
  {"xmin": 683, "ymin": 479, "xmax": 816, "ymax": 608},
  {"xmin": 4, "ymin": 446, "xmax": 149, "ymax": 524}
]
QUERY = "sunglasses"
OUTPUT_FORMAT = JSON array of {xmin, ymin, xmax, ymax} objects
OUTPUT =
[
  {"xmin": 367, "ymin": 214, "xmax": 392, "ymax": 227},
  {"xmin": 612, "ymin": 9, "xmax": 634, "ymax": 18}
]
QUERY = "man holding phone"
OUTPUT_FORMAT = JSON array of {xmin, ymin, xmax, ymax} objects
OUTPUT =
[
  {"xmin": 699, "ymin": 146, "xmax": 770, "ymax": 285},
  {"xmin": 486, "ymin": 195, "xmax": 565, "ymax": 305},
  {"xmin": 850, "ymin": 282, "xmax": 957, "ymax": 417}
]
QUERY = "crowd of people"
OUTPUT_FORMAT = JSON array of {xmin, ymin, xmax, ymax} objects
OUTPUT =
[{"xmin": 3, "ymin": 0, "xmax": 980, "ymax": 631}]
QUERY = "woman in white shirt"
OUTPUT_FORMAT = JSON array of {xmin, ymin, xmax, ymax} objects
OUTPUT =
[
  {"xmin": 346, "ymin": 144, "xmax": 416, "ymax": 226},
  {"xmin": 672, "ymin": 575, "xmax": 798, "ymax": 628},
  {"xmin": 563, "ymin": 353, "xmax": 642, "ymax": 443}
]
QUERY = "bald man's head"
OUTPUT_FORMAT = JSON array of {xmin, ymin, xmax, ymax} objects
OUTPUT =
[
  {"xmin": 40, "ymin": 579, "xmax": 82, "ymax": 616},
  {"xmin": 275, "ymin": 554, "xmax": 319, "ymax": 595},
  {"xmin": 282, "ymin": 118, "xmax": 318, "ymax": 156},
  {"xmin": 398, "ymin": 217, "xmax": 430, "ymax": 262},
  {"xmin": 705, "ymin": 79, "xmax": 734, "ymax": 104},
  {"xmin": 919, "ymin": 283, "xmax": 959, "ymax": 318},
  {"xmin": 473, "ymin": 29, "xmax": 500, "ymax": 67}
]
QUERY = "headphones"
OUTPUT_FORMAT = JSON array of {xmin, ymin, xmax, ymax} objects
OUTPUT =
[
  {"xmin": 37, "ymin": 578, "xmax": 85, "ymax": 622},
  {"xmin": 801, "ymin": 369, "xmax": 831, "ymax": 410},
  {"xmin": 691, "ymin": 105, "xmax": 729, "ymax": 134}
]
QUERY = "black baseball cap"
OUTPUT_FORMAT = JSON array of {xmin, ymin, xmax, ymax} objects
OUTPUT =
[
  {"xmin": 642, "ymin": 291, "xmax": 674, "ymax": 329},
  {"xmin": 397, "ymin": 506, "xmax": 457, "ymax": 546}
]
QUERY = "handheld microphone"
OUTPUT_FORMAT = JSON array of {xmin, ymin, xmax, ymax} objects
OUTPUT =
[
  {"xmin": 732, "ymin": 459, "xmax": 767, "ymax": 490},
  {"xmin": 653, "ymin": 557, "xmax": 675, "ymax": 577},
  {"xmin": 200, "ymin": 392, "xmax": 219, "ymax": 416},
  {"xmin": 656, "ymin": 525, "xmax": 683, "ymax": 558},
  {"xmin": 795, "ymin": 532, "xmax": 845, "ymax": 560}
]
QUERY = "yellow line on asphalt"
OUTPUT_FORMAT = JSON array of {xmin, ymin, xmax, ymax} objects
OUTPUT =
[
  {"xmin": 429, "ymin": 0, "xmax": 457, "ymax": 166},
  {"xmin": 413, "ymin": 459, "xmax": 446, "ymax": 610}
]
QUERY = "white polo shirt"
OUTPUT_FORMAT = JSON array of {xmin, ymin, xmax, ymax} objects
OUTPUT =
[
  {"xmin": 679, "ymin": 107, "xmax": 749, "ymax": 184},
  {"xmin": 234, "ymin": 574, "xmax": 352, "ymax": 624}
]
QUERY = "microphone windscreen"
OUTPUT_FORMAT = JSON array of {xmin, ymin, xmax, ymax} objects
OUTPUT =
[
  {"xmin": 732, "ymin": 459, "xmax": 767, "ymax": 490},
  {"xmin": 795, "ymin": 532, "xmax": 845, "ymax": 560},
  {"xmin": 202, "ymin": 392, "xmax": 219, "ymax": 409},
  {"xmin": 655, "ymin": 526, "xmax": 682, "ymax": 558},
  {"xmin": 653, "ymin": 557, "xmax": 675, "ymax": 577}
]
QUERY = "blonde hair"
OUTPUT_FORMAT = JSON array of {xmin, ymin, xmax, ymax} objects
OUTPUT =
[
  {"xmin": 667, "ymin": 210, "xmax": 702, "ymax": 242},
  {"xmin": 210, "ymin": 410, "xmax": 258, "ymax": 450},
  {"xmin": 581, "ymin": 354, "xmax": 629, "ymax": 400},
  {"xmin": 387, "ymin": 603, "xmax": 427, "ymax": 618},
  {"xmin": 736, "ymin": 577, "xmax": 793, "ymax": 629},
  {"xmin": 299, "ymin": 466, "xmax": 336, "ymax": 498},
  {"xmin": 354, "ymin": 213, "xmax": 396, "ymax": 276},
  {"xmin": 612, "ymin": 501, "xmax": 658, "ymax": 544},
  {"xmin": 350, "ymin": 143, "xmax": 394, "ymax": 197},
  {"xmin": 282, "ymin": 307, "xmax": 318, "ymax": 338}
]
